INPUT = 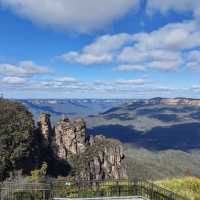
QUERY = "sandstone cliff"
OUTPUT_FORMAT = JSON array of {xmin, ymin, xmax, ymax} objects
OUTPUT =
[
  {"xmin": 147, "ymin": 98, "xmax": 200, "ymax": 106},
  {"xmin": 38, "ymin": 113, "xmax": 127, "ymax": 180}
]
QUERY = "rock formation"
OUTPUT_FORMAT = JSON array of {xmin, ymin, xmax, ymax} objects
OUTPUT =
[
  {"xmin": 55, "ymin": 117, "xmax": 86, "ymax": 159},
  {"xmin": 38, "ymin": 113, "xmax": 52, "ymax": 143},
  {"xmin": 87, "ymin": 135, "xmax": 127, "ymax": 180},
  {"xmin": 38, "ymin": 113, "xmax": 127, "ymax": 180}
]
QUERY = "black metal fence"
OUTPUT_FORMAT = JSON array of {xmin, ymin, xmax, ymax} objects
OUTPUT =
[{"xmin": 0, "ymin": 179, "xmax": 189, "ymax": 200}]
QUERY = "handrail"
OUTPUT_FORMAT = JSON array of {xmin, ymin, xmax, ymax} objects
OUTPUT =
[
  {"xmin": 0, "ymin": 179, "xmax": 190, "ymax": 200},
  {"xmin": 136, "ymin": 179, "xmax": 189, "ymax": 200}
]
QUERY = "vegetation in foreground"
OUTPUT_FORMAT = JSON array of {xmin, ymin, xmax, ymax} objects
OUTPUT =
[
  {"xmin": 0, "ymin": 99, "xmax": 36, "ymax": 180},
  {"xmin": 0, "ymin": 99, "xmax": 71, "ymax": 181},
  {"xmin": 156, "ymin": 177, "xmax": 200, "ymax": 200}
]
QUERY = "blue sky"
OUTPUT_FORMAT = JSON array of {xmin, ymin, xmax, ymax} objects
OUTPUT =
[{"xmin": 0, "ymin": 0, "xmax": 200, "ymax": 99}]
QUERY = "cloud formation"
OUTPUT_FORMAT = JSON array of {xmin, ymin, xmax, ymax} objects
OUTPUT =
[
  {"xmin": 146, "ymin": 0, "xmax": 200, "ymax": 20},
  {"xmin": 0, "ymin": 0, "xmax": 139, "ymax": 33},
  {"xmin": 185, "ymin": 50, "xmax": 200, "ymax": 70},
  {"xmin": 2, "ymin": 76, "xmax": 26, "ymax": 85},
  {"xmin": 60, "ymin": 34, "xmax": 134, "ymax": 65},
  {"xmin": 60, "ymin": 20, "xmax": 200, "ymax": 71},
  {"xmin": 60, "ymin": 51, "xmax": 112, "ymax": 65},
  {"xmin": 116, "ymin": 78, "xmax": 147, "ymax": 85},
  {"xmin": 2, "ymin": 74, "xmax": 199, "ymax": 99},
  {"xmin": 131, "ymin": 21, "xmax": 200, "ymax": 51},
  {"xmin": 0, "ymin": 61, "xmax": 51, "ymax": 77},
  {"xmin": 114, "ymin": 64, "xmax": 145, "ymax": 72}
]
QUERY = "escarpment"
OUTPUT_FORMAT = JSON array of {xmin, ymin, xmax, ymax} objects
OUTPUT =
[
  {"xmin": 147, "ymin": 98, "xmax": 200, "ymax": 106},
  {"xmin": 38, "ymin": 113, "xmax": 127, "ymax": 180}
]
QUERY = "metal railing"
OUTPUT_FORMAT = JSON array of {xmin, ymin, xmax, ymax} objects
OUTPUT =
[{"xmin": 0, "ymin": 179, "xmax": 189, "ymax": 200}]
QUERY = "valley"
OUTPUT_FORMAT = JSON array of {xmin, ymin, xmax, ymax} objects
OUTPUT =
[
  {"xmin": 15, "ymin": 97, "xmax": 200, "ymax": 179},
  {"xmin": 18, "ymin": 99, "xmax": 135, "ymax": 123}
]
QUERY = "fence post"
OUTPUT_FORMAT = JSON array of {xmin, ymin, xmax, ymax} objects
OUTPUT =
[{"xmin": 117, "ymin": 180, "xmax": 121, "ymax": 197}]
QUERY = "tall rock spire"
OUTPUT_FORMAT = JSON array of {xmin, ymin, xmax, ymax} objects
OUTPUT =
[{"xmin": 38, "ymin": 113, "xmax": 52, "ymax": 143}]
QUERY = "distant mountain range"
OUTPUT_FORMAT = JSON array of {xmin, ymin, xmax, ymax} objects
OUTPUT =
[
  {"xmin": 18, "ymin": 99, "xmax": 135, "ymax": 123},
  {"xmin": 18, "ymin": 97, "xmax": 200, "ymax": 151},
  {"xmin": 87, "ymin": 98, "xmax": 200, "ymax": 151}
]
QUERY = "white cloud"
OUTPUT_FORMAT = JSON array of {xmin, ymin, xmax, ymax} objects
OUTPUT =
[
  {"xmin": 118, "ymin": 48, "xmax": 182, "ymax": 71},
  {"xmin": 55, "ymin": 76, "xmax": 77, "ymax": 83},
  {"xmin": 148, "ymin": 60, "xmax": 181, "ymax": 71},
  {"xmin": 60, "ymin": 51, "xmax": 112, "ymax": 65},
  {"xmin": 118, "ymin": 47, "xmax": 148, "ymax": 63},
  {"xmin": 0, "ymin": 0, "xmax": 139, "ymax": 33},
  {"xmin": 60, "ymin": 33, "xmax": 134, "ymax": 65},
  {"xmin": 60, "ymin": 20, "xmax": 200, "ymax": 70},
  {"xmin": 2, "ymin": 73, "xmax": 199, "ymax": 98},
  {"xmin": 185, "ymin": 50, "xmax": 200, "ymax": 70},
  {"xmin": 114, "ymin": 64, "xmax": 145, "ymax": 72},
  {"xmin": 116, "ymin": 78, "xmax": 147, "ymax": 85},
  {"xmin": 84, "ymin": 34, "xmax": 134, "ymax": 55},
  {"xmin": 131, "ymin": 21, "xmax": 200, "ymax": 51},
  {"xmin": 146, "ymin": 0, "xmax": 200, "ymax": 19},
  {"xmin": 116, "ymin": 20, "xmax": 200, "ymax": 71},
  {"xmin": 186, "ymin": 50, "xmax": 200, "ymax": 63},
  {"xmin": 59, "ymin": 18, "xmax": 200, "ymax": 69},
  {"xmin": 186, "ymin": 62, "xmax": 200, "ymax": 69},
  {"xmin": 2, "ymin": 76, "xmax": 26, "ymax": 84},
  {"xmin": 33, "ymin": 76, "xmax": 80, "ymax": 89},
  {"xmin": 0, "ymin": 61, "xmax": 51, "ymax": 77}
]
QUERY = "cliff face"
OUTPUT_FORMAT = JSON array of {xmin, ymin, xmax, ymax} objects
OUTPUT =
[
  {"xmin": 87, "ymin": 135, "xmax": 126, "ymax": 180},
  {"xmin": 68, "ymin": 134, "xmax": 127, "ymax": 180},
  {"xmin": 148, "ymin": 98, "xmax": 200, "ymax": 106},
  {"xmin": 161, "ymin": 98, "xmax": 200, "ymax": 106},
  {"xmin": 55, "ymin": 117, "xmax": 86, "ymax": 159},
  {"xmin": 38, "ymin": 113, "xmax": 127, "ymax": 180}
]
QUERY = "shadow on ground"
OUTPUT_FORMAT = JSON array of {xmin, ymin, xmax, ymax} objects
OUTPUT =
[{"xmin": 88, "ymin": 123, "xmax": 200, "ymax": 151}]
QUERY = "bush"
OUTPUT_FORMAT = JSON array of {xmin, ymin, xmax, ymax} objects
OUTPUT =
[
  {"xmin": 156, "ymin": 177, "xmax": 200, "ymax": 200},
  {"xmin": 0, "ymin": 99, "xmax": 35, "ymax": 180},
  {"xmin": 28, "ymin": 162, "xmax": 48, "ymax": 182}
]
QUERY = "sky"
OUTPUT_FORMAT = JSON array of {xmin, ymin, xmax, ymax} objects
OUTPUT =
[{"xmin": 1, "ymin": 0, "xmax": 200, "ymax": 99}]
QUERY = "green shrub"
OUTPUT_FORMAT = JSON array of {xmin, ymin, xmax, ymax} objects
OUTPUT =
[
  {"xmin": 28, "ymin": 162, "xmax": 48, "ymax": 182},
  {"xmin": 156, "ymin": 177, "xmax": 200, "ymax": 200},
  {"xmin": 0, "ymin": 99, "xmax": 36, "ymax": 180}
]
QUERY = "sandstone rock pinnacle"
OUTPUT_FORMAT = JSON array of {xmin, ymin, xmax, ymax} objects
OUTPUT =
[
  {"xmin": 38, "ymin": 113, "xmax": 127, "ymax": 180},
  {"xmin": 55, "ymin": 117, "xmax": 86, "ymax": 159},
  {"xmin": 38, "ymin": 113, "xmax": 52, "ymax": 143}
]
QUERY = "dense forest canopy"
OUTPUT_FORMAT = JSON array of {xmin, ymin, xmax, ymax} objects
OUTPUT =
[{"xmin": 0, "ymin": 99, "xmax": 35, "ymax": 180}]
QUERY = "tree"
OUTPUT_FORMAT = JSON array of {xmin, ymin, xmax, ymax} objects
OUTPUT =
[{"xmin": 0, "ymin": 99, "xmax": 35, "ymax": 180}]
